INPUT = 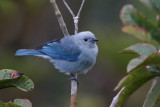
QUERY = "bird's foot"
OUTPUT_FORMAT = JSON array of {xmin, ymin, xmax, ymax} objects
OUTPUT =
[{"xmin": 69, "ymin": 73, "xmax": 79, "ymax": 85}]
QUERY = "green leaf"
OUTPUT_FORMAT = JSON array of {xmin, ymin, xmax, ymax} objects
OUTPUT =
[
  {"xmin": 143, "ymin": 79, "xmax": 160, "ymax": 107},
  {"xmin": 120, "ymin": 4, "xmax": 160, "ymax": 42},
  {"xmin": 0, "ymin": 99, "xmax": 32, "ymax": 107},
  {"xmin": 12, "ymin": 76, "xmax": 34, "ymax": 92},
  {"xmin": 120, "ymin": 43, "xmax": 157, "ymax": 56},
  {"xmin": 0, "ymin": 101, "xmax": 21, "ymax": 107},
  {"xmin": 115, "ymin": 68, "xmax": 158, "ymax": 91},
  {"xmin": 122, "ymin": 25, "xmax": 159, "ymax": 46},
  {"xmin": 0, "ymin": 69, "xmax": 34, "ymax": 92},
  {"xmin": 112, "ymin": 69, "xmax": 159, "ymax": 107},
  {"xmin": 127, "ymin": 56, "xmax": 147, "ymax": 72},
  {"xmin": 127, "ymin": 53, "xmax": 160, "ymax": 72},
  {"xmin": 140, "ymin": 0, "xmax": 160, "ymax": 13},
  {"xmin": 5, "ymin": 103, "xmax": 22, "ymax": 107},
  {"xmin": 150, "ymin": 0, "xmax": 160, "ymax": 13},
  {"xmin": 140, "ymin": 0, "xmax": 153, "ymax": 10},
  {"xmin": 120, "ymin": 5, "xmax": 137, "ymax": 25},
  {"xmin": 14, "ymin": 99, "xmax": 32, "ymax": 107}
]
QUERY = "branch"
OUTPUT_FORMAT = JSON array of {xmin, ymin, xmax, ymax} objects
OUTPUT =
[
  {"xmin": 143, "ymin": 77, "xmax": 159, "ymax": 107},
  {"xmin": 62, "ymin": 0, "xmax": 85, "ymax": 34},
  {"xmin": 62, "ymin": 0, "xmax": 75, "ymax": 17},
  {"xmin": 62, "ymin": 1, "xmax": 85, "ymax": 107},
  {"xmin": 74, "ymin": 0, "xmax": 85, "ymax": 34},
  {"xmin": 70, "ymin": 74, "xmax": 78, "ymax": 107},
  {"xmin": 51, "ymin": 0, "xmax": 85, "ymax": 107},
  {"xmin": 50, "ymin": 0, "xmax": 70, "ymax": 36},
  {"xmin": 76, "ymin": 0, "xmax": 85, "ymax": 19}
]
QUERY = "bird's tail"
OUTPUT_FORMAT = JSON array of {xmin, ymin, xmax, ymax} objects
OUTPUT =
[{"xmin": 15, "ymin": 49, "xmax": 43, "ymax": 56}]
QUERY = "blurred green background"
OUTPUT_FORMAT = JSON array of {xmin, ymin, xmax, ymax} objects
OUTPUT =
[{"xmin": 0, "ymin": 0, "xmax": 156, "ymax": 107}]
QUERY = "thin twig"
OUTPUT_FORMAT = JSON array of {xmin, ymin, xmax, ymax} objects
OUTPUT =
[
  {"xmin": 50, "ymin": 0, "xmax": 70, "ymax": 36},
  {"xmin": 76, "ymin": 0, "xmax": 85, "ymax": 19},
  {"xmin": 143, "ymin": 77, "xmax": 159, "ymax": 107},
  {"xmin": 62, "ymin": 0, "xmax": 75, "ymax": 17},
  {"xmin": 74, "ymin": 0, "xmax": 85, "ymax": 34},
  {"xmin": 62, "ymin": 0, "xmax": 85, "ymax": 34}
]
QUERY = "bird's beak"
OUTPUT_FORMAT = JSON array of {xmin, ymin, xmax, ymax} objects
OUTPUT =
[{"xmin": 92, "ymin": 38, "xmax": 99, "ymax": 42}]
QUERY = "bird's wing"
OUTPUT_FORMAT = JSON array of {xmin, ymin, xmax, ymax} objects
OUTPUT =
[{"xmin": 39, "ymin": 38, "xmax": 81, "ymax": 61}]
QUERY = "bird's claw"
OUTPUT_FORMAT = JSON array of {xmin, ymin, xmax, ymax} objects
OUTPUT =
[
  {"xmin": 69, "ymin": 77, "xmax": 79, "ymax": 85},
  {"xmin": 69, "ymin": 73, "xmax": 79, "ymax": 85}
]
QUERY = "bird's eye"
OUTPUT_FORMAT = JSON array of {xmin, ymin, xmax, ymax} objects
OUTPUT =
[{"xmin": 84, "ymin": 39, "xmax": 88, "ymax": 42}]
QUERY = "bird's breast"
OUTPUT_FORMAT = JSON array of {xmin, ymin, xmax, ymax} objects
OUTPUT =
[{"xmin": 79, "ymin": 46, "xmax": 98, "ymax": 64}]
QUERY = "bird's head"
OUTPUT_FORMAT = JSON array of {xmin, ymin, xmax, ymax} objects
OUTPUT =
[{"xmin": 74, "ymin": 31, "xmax": 98, "ymax": 48}]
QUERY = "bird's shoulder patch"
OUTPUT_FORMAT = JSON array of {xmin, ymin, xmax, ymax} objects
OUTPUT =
[{"xmin": 36, "ymin": 39, "xmax": 61, "ymax": 49}]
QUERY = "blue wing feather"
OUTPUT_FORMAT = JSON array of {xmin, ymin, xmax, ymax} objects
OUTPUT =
[
  {"xmin": 15, "ymin": 49, "xmax": 44, "ymax": 56},
  {"xmin": 40, "ymin": 39, "xmax": 80, "ymax": 61},
  {"xmin": 16, "ymin": 37, "xmax": 81, "ymax": 61}
]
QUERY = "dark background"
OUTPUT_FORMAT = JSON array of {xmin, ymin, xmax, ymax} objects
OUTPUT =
[{"xmin": 0, "ymin": 0, "xmax": 156, "ymax": 107}]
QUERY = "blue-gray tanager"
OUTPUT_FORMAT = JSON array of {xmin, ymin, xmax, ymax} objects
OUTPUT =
[{"xmin": 15, "ymin": 31, "xmax": 98, "ymax": 84}]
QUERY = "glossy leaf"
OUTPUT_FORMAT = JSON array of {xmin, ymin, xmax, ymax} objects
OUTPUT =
[
  {"xmin": 140, "ymin": 0, "xmax": 160, "ymax": 13},
  {"xmin": 143, "ymin": 79, "xmax": 160, "ymax": 107},
  {"xmin": 120, "ymin": 4, "xmax": 160, "ymax": 42},
  {"xmin": 0, "ymin": 99, "xmax": 32, "ymax": 107},
  {"xmin": 127, "ymin": 56, "xmax": 147, "ymax": 72},
  {"xmin": 150, "ymin": 0, "xmax": 160, "ymax": 13},
  {"xmin": 115, "ymin": 69, "xmax": 158, "ymax": 91},
  {"xmin": 127, "ymin": 53, "xmax": 160, "ymax": 72},
  {"xmin": 120, "ymin": 5, "xmax": 137, "ymax": 25},
  {"xmin": 14, "ymin": 99, "xmax": 32, "ymax": 107},
  {"xmin": 120, "ymin": 43, "xmax": 157, "ymax": 56},
  {"xmin": 122, "ymin": 25, "xmax": 159, "ymax": 46},
  {"xmin": 0, "ymin": 69, "xmax": 34, "ymax": 92},
  {"xmin": 112, "ymin": 69, "xmax": 159, "ymax": 107},
  {"xmin": 140, "ymin": 0, "xmax": 153, "ymax": 10}
]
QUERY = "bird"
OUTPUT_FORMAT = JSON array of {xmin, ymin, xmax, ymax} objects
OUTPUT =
[{"xmin": 15, "ymin": 31, "xmax": 98, "ymax": 84}]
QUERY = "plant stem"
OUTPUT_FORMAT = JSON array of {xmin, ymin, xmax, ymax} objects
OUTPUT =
[
  {"xmin": 62, "ymin": 0, "xmax": 85, "ymax": 107},
  {"xmin": 50, "ymin": 0, "xmax": 85, "ymax": 107},
  {"xmin": 70, "ymin": 74, "xmax": 78, "ymax": 107},
  {"xmin": 50, "ymin": 0, "xmax": 70, "ymax": 36},
  {"xmin": 64, "ymin": 1, "xmax": 85, "ymax": 107}
]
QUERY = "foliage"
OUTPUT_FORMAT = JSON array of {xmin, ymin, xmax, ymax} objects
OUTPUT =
[
  {"xmin": 0, "ymin": 99, "xmax": 32, "ymax": 107},
  {"xmin": 0, "ymin": 69, "xmax": 34, "ymax": 107},
  {"xmin": 111, "ymin": 0, "xmax": 160, "ymax": 107}
]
